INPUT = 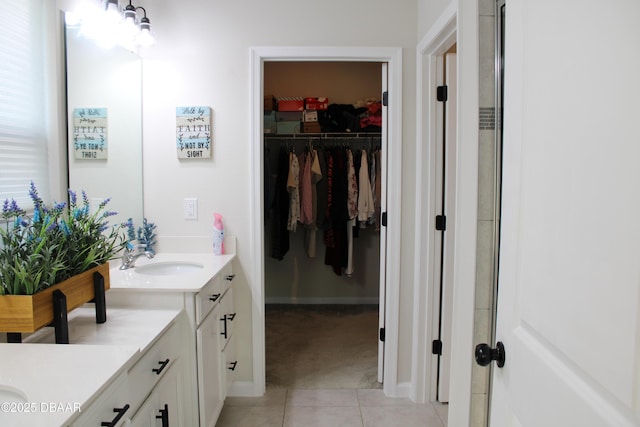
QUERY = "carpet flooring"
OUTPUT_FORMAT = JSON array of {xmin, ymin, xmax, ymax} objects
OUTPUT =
[{"xmin": 265, "ymin": 305, "xmax": 382, "ymax": 389}]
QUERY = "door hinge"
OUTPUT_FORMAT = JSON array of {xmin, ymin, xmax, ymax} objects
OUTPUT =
[
  {"xmin": 435, "ymin": 215, "xmax": 446, "ymax": 231},
  {"xmin": 437, "ymin": 85, "xmax": 448, "ymax": 102},
  {"xmin": 381, "ymin": 212, "xmax": 388, "ymax": 227},
  {"xmin": 379, "ymin": 328, "xmax": 385, "ymax": 342},
  {"xmin": 432, "ymin": 339, "xmax": 442, "ymax": 355},
  {"xmin": 382, "ymin": 91, "xmax": 388, "ymax": 106}
]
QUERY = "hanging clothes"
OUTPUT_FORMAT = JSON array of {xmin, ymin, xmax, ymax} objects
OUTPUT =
[
  {"xmin": 299, "ymin": 151, "xmax": 313, "ymax": 225},
  {"xmin": 357, "ymin": 149, "xmax": 375, "ymax": 223},
  {"xmin": 345, "ymin": 148, "xmax": 358, "ymax": 277},
  {"xmin": 305, "ymin": 148, "xmax": 323, "ymax": 258},
  {"xmin": 324, "ymin": 147, "xmax": 349, "ymax": 276},
  {"xmin": 346, "ymin": 148, "xmax": 358, "ymax": 220},
  {"xmin": 287, "ymin": 151, "xmax": 300, "ymax": 231},
  {"xmin": 270, "ymin": 147, "xmax": 290, "ymax": 260}
]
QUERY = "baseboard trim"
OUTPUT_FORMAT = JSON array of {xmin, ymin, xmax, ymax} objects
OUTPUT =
[
  {"xmin": 395, "ymin": 381, "xmax": 413, "ymax": 400},
  {"xmin": 227, "ymin": 380, "xmax": 409, "ymax": 400},
  {"xmin": 265, "ymin": 297, "xmax": 379, "ymax": 305},
  {"xmin": 228, "ymin": 381, "xmax": 263, "ymax": 397}
]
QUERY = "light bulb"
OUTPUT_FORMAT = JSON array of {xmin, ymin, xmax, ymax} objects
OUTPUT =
[{"xmin": 137, "ymin": 18, "xmax": 155, "ymax": 46}]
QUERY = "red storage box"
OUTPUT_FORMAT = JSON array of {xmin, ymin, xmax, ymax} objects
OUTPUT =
[
  {"xmin": 277, "ymin": 97, "xmax": 304, "ymax": 111},
  {"xmin": 305, "ymin": 97, "xmax": 329, "ymax": 110}
]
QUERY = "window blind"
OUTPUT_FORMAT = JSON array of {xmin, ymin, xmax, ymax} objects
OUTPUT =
[{"xmin": 0, "ymin": 0, "xmax": 50, "ymax": 209}]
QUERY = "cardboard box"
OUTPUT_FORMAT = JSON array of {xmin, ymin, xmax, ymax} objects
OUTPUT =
[
  {"xmin": 277, "ymin": 97, "xmax": 304, "ymax": 112},
  {"xmin": 303, "ymin": 110, "xmax": 318, "ymax": 122},
  {"xmin": 264, "ymin": 95, "xmax": 276, "ymax": 111},
  {"xmin": 264, "ymin": 111, "xmax": 277, "ymax": 133},
  {"xmin": 305, "ymin": 97, "xmax": 329, "ymax": 110},
  {"xmin": 277, "ymin": 121, "xmax": 301, "ymax": 134},
  {"xmin": 276, "ymin": 111, "xmax": 303, "ymax": 122},
  {"xmin": 303, "ymin": 122, "xmax": 322, "ymax": 133}
]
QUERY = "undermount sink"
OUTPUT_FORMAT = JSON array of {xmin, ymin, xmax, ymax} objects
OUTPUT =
[
  {"xmin": 135, "ymin": 261, "xmax": 204, "ymax": 276},
  {"xmin": 0, "ymin": 386, "xmax": 28, "ymax": 404}
]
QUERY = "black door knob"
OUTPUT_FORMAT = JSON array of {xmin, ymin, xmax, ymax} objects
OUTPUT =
[{"xmin": 475, "ymin": 341, "xmax": 506, "ymax": 368}]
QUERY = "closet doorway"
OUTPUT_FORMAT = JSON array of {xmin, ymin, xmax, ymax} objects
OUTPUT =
[
  {"xmin": 263, "ymin": 61, "xmax": 386, "ymax": 389},
  {"xmin": 249, "ymin": 47, "xmax": 403, "ymax": 398}
]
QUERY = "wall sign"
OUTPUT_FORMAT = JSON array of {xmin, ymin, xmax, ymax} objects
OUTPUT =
[
  {"xmin": 73, "ymin": 108, "xmax": 108, "ymax": 160},
  {"xmin": 176, "ymin": 106, "xmax": 212, "ymax": 159}
]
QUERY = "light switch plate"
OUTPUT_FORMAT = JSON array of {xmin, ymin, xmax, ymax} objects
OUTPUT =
[{"xmin": 184, "ymin": 198, "xmax": 198, "ymax": 220}]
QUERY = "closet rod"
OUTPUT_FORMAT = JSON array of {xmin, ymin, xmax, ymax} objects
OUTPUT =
[{"xmin": 264, "ymin": 132, "xmax": 381, "ymax": 141}]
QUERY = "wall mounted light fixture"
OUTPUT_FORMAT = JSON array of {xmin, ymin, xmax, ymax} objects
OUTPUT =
[{"xmin": 66, "ymin": 0, "xmax": 155, "ymax": 51}]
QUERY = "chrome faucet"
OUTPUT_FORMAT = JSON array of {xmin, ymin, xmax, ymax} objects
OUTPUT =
[{"xmin": 119, "ymin": 243, "xmax": 155, "ymax": 270}]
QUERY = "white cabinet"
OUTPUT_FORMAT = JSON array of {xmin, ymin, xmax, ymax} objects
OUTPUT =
[
  {"xmin": 108, "ymin": 254, "xmax": 237, "ymax": 427},
  {"xmin": 195, "ymin": 263, "xmax": 236, "ymax": 427},
  {"xmin": 196, "ymin": 304, "xmax": 224, "ymax": 427},
  {"xmin": 219, "ymin": 285, "xmax": 237, "ymax": 394},
  {"xmin": 71, "ymin": 315, "xmax": 189, "ymax": 427},
  {"xmin": 127, "ymin": 319, "xmax": 187, "ymax": 426},
  {"xmin": 128, "ymin": 321, "xmax": 181, "ymax": 412},
  {"xmin": 130, "ymin": 358, "xmax": 183, "ymax": 427},
  {"xmin": 70, "ymin": 372, "xmax": 131, "ymax": 427}
]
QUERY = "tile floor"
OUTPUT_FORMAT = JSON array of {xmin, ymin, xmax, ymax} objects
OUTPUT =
[{"xmin": 216, "ymin": 388, "xmax": 448, "ymax": 427}]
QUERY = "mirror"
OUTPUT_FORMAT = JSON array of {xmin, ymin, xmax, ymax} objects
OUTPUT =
[{"xmin": 64, "ymin": 17, "xmax": 143, "ymax": 229}]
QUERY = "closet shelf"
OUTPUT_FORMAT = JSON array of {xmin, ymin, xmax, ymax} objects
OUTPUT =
[{"xmin": 264, "ymin": 132, "xmax": 381, "ymax": 140}]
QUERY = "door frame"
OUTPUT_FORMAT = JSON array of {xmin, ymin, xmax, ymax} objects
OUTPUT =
[
  {"xmin": 248, "ymin": 46, "xmax": 404, "ymax": 398},
  {"xmin": 413, "ymin": 1, "xmax": 480, "ymax": 425},
  {"xmin": 412, "ymin": 3, "xmax": 456, "ymax": 404}
]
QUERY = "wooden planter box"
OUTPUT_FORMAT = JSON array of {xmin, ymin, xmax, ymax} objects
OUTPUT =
[{"xmin": 0, "ymin": 263, "xmax": 110, "ymax": 333}]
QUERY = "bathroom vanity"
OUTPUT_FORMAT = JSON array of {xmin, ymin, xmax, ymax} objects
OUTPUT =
[
  {"xmin": 107, "ymin": 251, "xmax": 237, "ymax": 427},
  {"xmin": 0, "ymin": 251, "xmax": 236, "ymax": 427},
  {"xmin": 0, "ymin": 307, "xmax": 188, "ymax": 426}
]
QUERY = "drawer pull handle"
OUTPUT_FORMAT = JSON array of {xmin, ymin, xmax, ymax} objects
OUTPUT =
[
  {"xmin": 221, "ymin": 315, "xmax": 228, "ymax": 339},
  {"xmin": 228, "ymin": 361, "xmax": 238, "ymax": 371},
  {"xmin": 153, "ymin": 358, "xmax": 170, "ymax": 375},
  {"xmin": 209, "ymin": 293, "xmax": 221, "ymax": 302},
  {"xmin": 227, "ymin": 312, "xmax": 236, "ymax": 321},
  {"xmin": 100, "ymin": 404, "xmax": 130, "ymax": 426},
  {"xmin": 225, "ymin": 274, "xmax": 235, "ymax": 281},
  {"xmin": 156, "ymin": 403, "xmax": 169, "ymax": 427}
]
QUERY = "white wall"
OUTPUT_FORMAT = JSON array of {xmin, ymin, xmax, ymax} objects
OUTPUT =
[
  {"xmin": 139, "ymin": 0, "xmax": 417, "ymax": 387},
  {"xmin": 418, "ymin": 0, "xmax": 455, "ymax": 39}
]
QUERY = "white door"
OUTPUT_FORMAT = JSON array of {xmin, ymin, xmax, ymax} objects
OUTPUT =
[
  {"xmin": 378, "ymin": 62, "xmax": 388, "ymax": 383},
  {"xmin": 488, "ymin": 1, "xmax": 640, "ymax": 425}
]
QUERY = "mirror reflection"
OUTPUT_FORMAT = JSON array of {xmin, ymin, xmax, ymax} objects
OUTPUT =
[{"xmin": 65, "ymin": 19, "xmax": 143, "ymax": 228}]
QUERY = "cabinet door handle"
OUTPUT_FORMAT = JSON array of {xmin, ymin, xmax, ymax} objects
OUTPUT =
[
  {"xmin": 220, "ymin": 315, "xmax": 228, "ymax": 339},
  {"xmin": 227, "ymin": 312, "xmax": 236, "ymax": 321},
  {"xmin": 100, "ymin": 404, "xmax": 130, "ymax": 426},
  {"xmin": 225, "ymin": 274, "xmax": 235, "ymax": 281},
  {"xmin": 228, "ymin": 361, "xmax": 238, "ymax": 371},
  {"xmin": 209, "ymin": 293, "xmax": 221, "ymax": 302},
  {"xmin": 152, "ymin": 358, "xmax": 170, "ymax": 375},
  {"xmin": 155, "ymin": 403, "xmax": 169, "ymax": 427}
]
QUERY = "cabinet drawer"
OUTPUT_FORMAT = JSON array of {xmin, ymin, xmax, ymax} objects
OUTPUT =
[
  {"xmin": 220, "ymin": 264, "xmax": 235, "ymax": 296},
  {"xmin": 195, "ymin": 275, "xmax": 222, "ymax": 325},
  {"xmin": 70, "ymin": 372, "xmax": 130, "ymax": 427},
  {"xmin": 128, "ymin": 321, "xmax": 180, "ymax": 413}
]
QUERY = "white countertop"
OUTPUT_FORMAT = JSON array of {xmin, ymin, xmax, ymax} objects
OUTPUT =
[
  {"xmin": 0, "ymin": 343, "xmax": 138, "ymax": 427},
  {"xmin": 108, "ymin": 252, "xmax": 236, "ymax": 292},
  {"xmin": 0, "ymin": 306, "xmax": 183, "ymax": 426}
]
